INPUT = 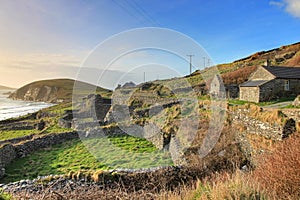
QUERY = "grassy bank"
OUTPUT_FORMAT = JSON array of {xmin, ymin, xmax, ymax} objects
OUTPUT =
[{"xmin": 1, "ymin": 135, "xmax": 172, "ymax": 183}]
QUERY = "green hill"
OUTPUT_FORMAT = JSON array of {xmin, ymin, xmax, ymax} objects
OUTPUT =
[{"xmin": 9, "ymin": 79, "xmax": 112, "ymax": 103}]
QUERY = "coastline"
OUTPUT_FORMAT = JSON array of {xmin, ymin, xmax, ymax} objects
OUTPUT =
[{"xmin": 0, "ymin": 90, "xmax": 54, "ymax": 121}]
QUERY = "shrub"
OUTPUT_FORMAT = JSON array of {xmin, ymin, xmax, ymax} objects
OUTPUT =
[
  {"xmin": 253, "ymin": 132, "xmax": 300, "ymax": 199},
  {"xmin": 0, "ymin": 190, "xmax": 12, "ymax": 200},
  {"xmin": 222, "ymin": 66, "xmax": 257, "ymax": 85}
]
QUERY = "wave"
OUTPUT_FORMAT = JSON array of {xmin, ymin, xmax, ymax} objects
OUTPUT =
[{"xmin": 0, "ymin": 94, "xmax": 54, "ymax": 121}]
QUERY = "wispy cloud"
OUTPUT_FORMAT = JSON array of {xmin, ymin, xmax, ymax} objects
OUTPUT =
[
  {"xmin": 0, "ymin": 53, "xmax": 83, "ymax": 87},
  {"xmin": 269, "ymin": 1, "xmax": 285, "ymax": 7},
  {"xmin": 270, "ymin": 0, "xmax": 300, "ymax": 18},
  {"xmin": 0, "ymin": 53, "xmax": 82, "ymax": 70}
]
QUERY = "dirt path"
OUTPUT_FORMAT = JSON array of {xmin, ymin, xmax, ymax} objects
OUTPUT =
[{"xmin": 262, "ymin": 101, "xmax": 293, "ymax": 109}]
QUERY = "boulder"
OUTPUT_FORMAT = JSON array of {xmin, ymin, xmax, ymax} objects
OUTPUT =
[{"xmin": 293, "ymin": 95, "xmax": 300, "ymax": 106}]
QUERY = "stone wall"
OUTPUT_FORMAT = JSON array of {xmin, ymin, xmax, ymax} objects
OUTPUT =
[
  {"xmin": 240, "ymin": 78, "xmax": 300, "ymax": 103},
  {"xmin": 77, "ymin": 94, "xmax": 112, "ymax": 122},
  {"xmin": 0, "ymin": 143, "xmax": 17, "ymax": 178},
  {"xmin": 250, "ymin": 66, "xmax": 274, "ymax": 80},
  {"xmin": 239, "ymin": 87, "xmax": 259, "ymax": 103},
  {"xmin": 0, "ymin": 134, "xmax": 35, "ymax": 146},
  {"xmin": 0, "ymin": 131, "xmax": 78, "ymax": 179},
  {"xmin": 14, "ymin": 132, "xmax": 78, "ymax": 158},
  {"xmin": 282, "ymin": 109, "xmax": 300, "ymax": 131},
  {"xmin": 231, "ymin": 108, "xmax": 296, "ymax": 140},
  {"xmin": 259, "ymin": 79, "xmax": 300, "ymax": 102}
]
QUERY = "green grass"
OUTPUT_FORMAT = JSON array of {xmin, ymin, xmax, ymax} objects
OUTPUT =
[
  {"xmin": 0, "ymin": 190, "xmax": 13, "ymax": 200},
  {"xmin": 43, "ymin": 102, "xmax": 72, "ymax": 115},
  {"xmin": 282, "ymin": 104, "xmax": 300, "ymax": 109},
  {"xmin": 256, "ymin": 97, "xmax": 295, "ymax": 106},
  {"xmin": 0, "ymin": 129, "xmax": 39, "ymax": 141},
  {"xmin": 108, "ymin": 135, "xmax": 158, "ymax": 153},
  {"xmin": 1, "ymin": 136, "xmax": 172, "ymax": 183},
  {"xmin": 228, "ymin": 96, "xmax": 296, "ymax": 107},
  {"xmin": 0, "ymin": 103, "xmax": 73, "ymax": 141}
]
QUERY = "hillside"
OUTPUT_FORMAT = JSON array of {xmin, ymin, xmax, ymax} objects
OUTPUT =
[
  {"xmin": 0, "ymin": 85, "xmax": 15, "ymax": 90},
  {"xmin": 218, "ymin": 41, "xmax": 300, "ymax": 73},
  {"xmin": 9, "ymin": 79, "xmax": 112, "ymax": 103},
  {"xmin": 177, "ymin": 41, "xmax": 300, "ymax": 89}
]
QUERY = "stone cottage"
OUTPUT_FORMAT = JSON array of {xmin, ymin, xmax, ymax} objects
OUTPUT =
[
  {"xmin": 210, "ymin": 74, "xmax": 226, "ymax": 98},
  {"xmin": 239, "ymin": 65, "xmax": 300, "ymax": 102}
]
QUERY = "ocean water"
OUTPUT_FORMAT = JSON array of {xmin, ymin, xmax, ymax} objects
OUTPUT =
[{"xmin": 0, "ymin": 90, "xmax": 54, "ymax": 121}]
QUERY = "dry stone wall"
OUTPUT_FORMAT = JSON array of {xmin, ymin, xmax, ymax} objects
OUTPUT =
[
  {"xmin": 0, "ymin": 131, "xmax": 78, "ymax": 179},
  {"xmin": 0, "ymin": 144, "xmax": 16, "ymax": 178},
  {"xmin": 231, "ymin": 108, "xmax": 296, "ymax": 140}
]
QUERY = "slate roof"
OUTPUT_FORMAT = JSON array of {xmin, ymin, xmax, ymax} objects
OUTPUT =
[
  {"xmin": 240, "ymin": 80, "xmax": 270, "ymax": 87},
  {"xmin": 263, "ymin": 66, "xmax": 300, "ymax": 79}
]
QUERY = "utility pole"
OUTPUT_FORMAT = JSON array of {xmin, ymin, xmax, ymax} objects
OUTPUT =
[
  {"xmin": 143, "ymin": 72, "xmax": 146, "ymax": 82},
  {"xmin": 187, "ymin": 55, "xmax": 194, "ymax": 74},
  {"xmin": 207, "ymin": 58, "xmax": 210, "ymax": 67},
  {"xmin": 203, "ymin": 57, "xmax": 206, "ymax": 68}
]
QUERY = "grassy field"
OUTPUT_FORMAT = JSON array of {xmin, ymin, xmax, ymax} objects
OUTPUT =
[
  {"xmin": 0, "ymin": 129, "xmax": 40, "ymax": 141},
  {"xmin": 1, "ymin": 136, "xmax": 172, "ymax": 183},
  {"xmin": 0, "ymin": 103, "xmax": 74, "ymax": 141}
]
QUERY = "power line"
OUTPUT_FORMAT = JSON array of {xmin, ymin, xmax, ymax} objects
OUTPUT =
[
  {"xmin": 187, "ymin": 55, "xmax": 194, "ymax": 74},
  {"xmin": 112, "ymin": 0, "xmax": 160, "ymax": 27},
  {"xmin": 111, "ymin": 0, "xmax": 139, "ymax": 20},
  {"xmin": 125, "ymin": 0, "xmax": 160, "ymax": 26}
]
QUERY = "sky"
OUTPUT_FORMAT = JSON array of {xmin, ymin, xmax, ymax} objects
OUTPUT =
[{"xmin": 0, "ymin": 0, "xmax": 300, "ymax": 89}]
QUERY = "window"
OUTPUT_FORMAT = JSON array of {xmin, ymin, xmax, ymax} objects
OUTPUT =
[{"xmin": 284, "ymin": 80, "xmax": 290, "ymax": 91}]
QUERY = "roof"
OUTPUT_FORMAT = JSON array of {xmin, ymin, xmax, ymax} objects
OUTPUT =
[
  {"xmin": 240, "ymin": 80, "xmax": 270, "ymax": 87},
  {"xmin": 263, "ymin": 66, "xmax": 300, "ymax": 79}
]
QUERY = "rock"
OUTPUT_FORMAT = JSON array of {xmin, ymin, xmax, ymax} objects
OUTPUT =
[
  {"xmin": 293, "ymin": 95, "xmax": 300, "ymax": 106},
  {"xmin": 121, "ymin": 81, "xmax": 136, "ymax": 88},
  {"xmin": 35, "ymin": 119, "xmax": 45, "ymax": 130}
]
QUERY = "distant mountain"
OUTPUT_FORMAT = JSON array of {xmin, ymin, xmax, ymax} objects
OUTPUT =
[
  {"xmin": 9, "ymin": 79, "xmax": 112, "ymax": 103},
  {"xmin": 0, "ymin": 85, "xmax": 15, "ymax": 90}
]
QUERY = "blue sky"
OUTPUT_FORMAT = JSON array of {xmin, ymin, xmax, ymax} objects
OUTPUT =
[{"xmin": 0, "ymin": 0, "xmax": 299, "ymax": 88}]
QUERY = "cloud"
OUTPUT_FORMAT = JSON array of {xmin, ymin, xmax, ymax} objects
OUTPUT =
[
  {"xmin": 285, "ymin": 0, "xmax": 300, "ymax": 18},
  {"xmin": 269, "ymin": 1, "xmax": 284, "ymax": 7},
  {"xmin": 0, "ymin": 53, "xmax": 83, "ymax": 87},
  {"xmin": 270, "ymin": 0, "xmax": 300, "ymax": 18}
]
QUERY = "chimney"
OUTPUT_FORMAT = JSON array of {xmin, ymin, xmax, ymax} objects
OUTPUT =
[{"xmin": 264, "ymin": 59, "xmax": 271, "ymax": 67}]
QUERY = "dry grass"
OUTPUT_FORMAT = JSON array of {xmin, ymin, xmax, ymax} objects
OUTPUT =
[
  {"xmin": 253, "ymin": 132, "xmax": 300, "ymax": 199},
  {"xmin": 222, "ymin": 66, "xmax": 257, "ymax": 85},
  {"xmin": 231, "ymin": 104, "xmax": 287, "ymax": 125},
  {"xmin": 161, "ymin": 172, "xmax": 266, "ymax": 200}
]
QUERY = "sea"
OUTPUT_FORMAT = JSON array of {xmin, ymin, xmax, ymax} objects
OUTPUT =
[{"xmin": 0, "ymin": 90, "xmax": 54, "ymax": 121}]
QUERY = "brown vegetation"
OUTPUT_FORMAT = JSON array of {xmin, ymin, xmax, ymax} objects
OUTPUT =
[
  {"xmin": 221, "ymin": 66, "xmax": 257, "ymax": 85},
  {"xmin": 253, "ymin": 132, "xmax": 300, "ymax": 199}
]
